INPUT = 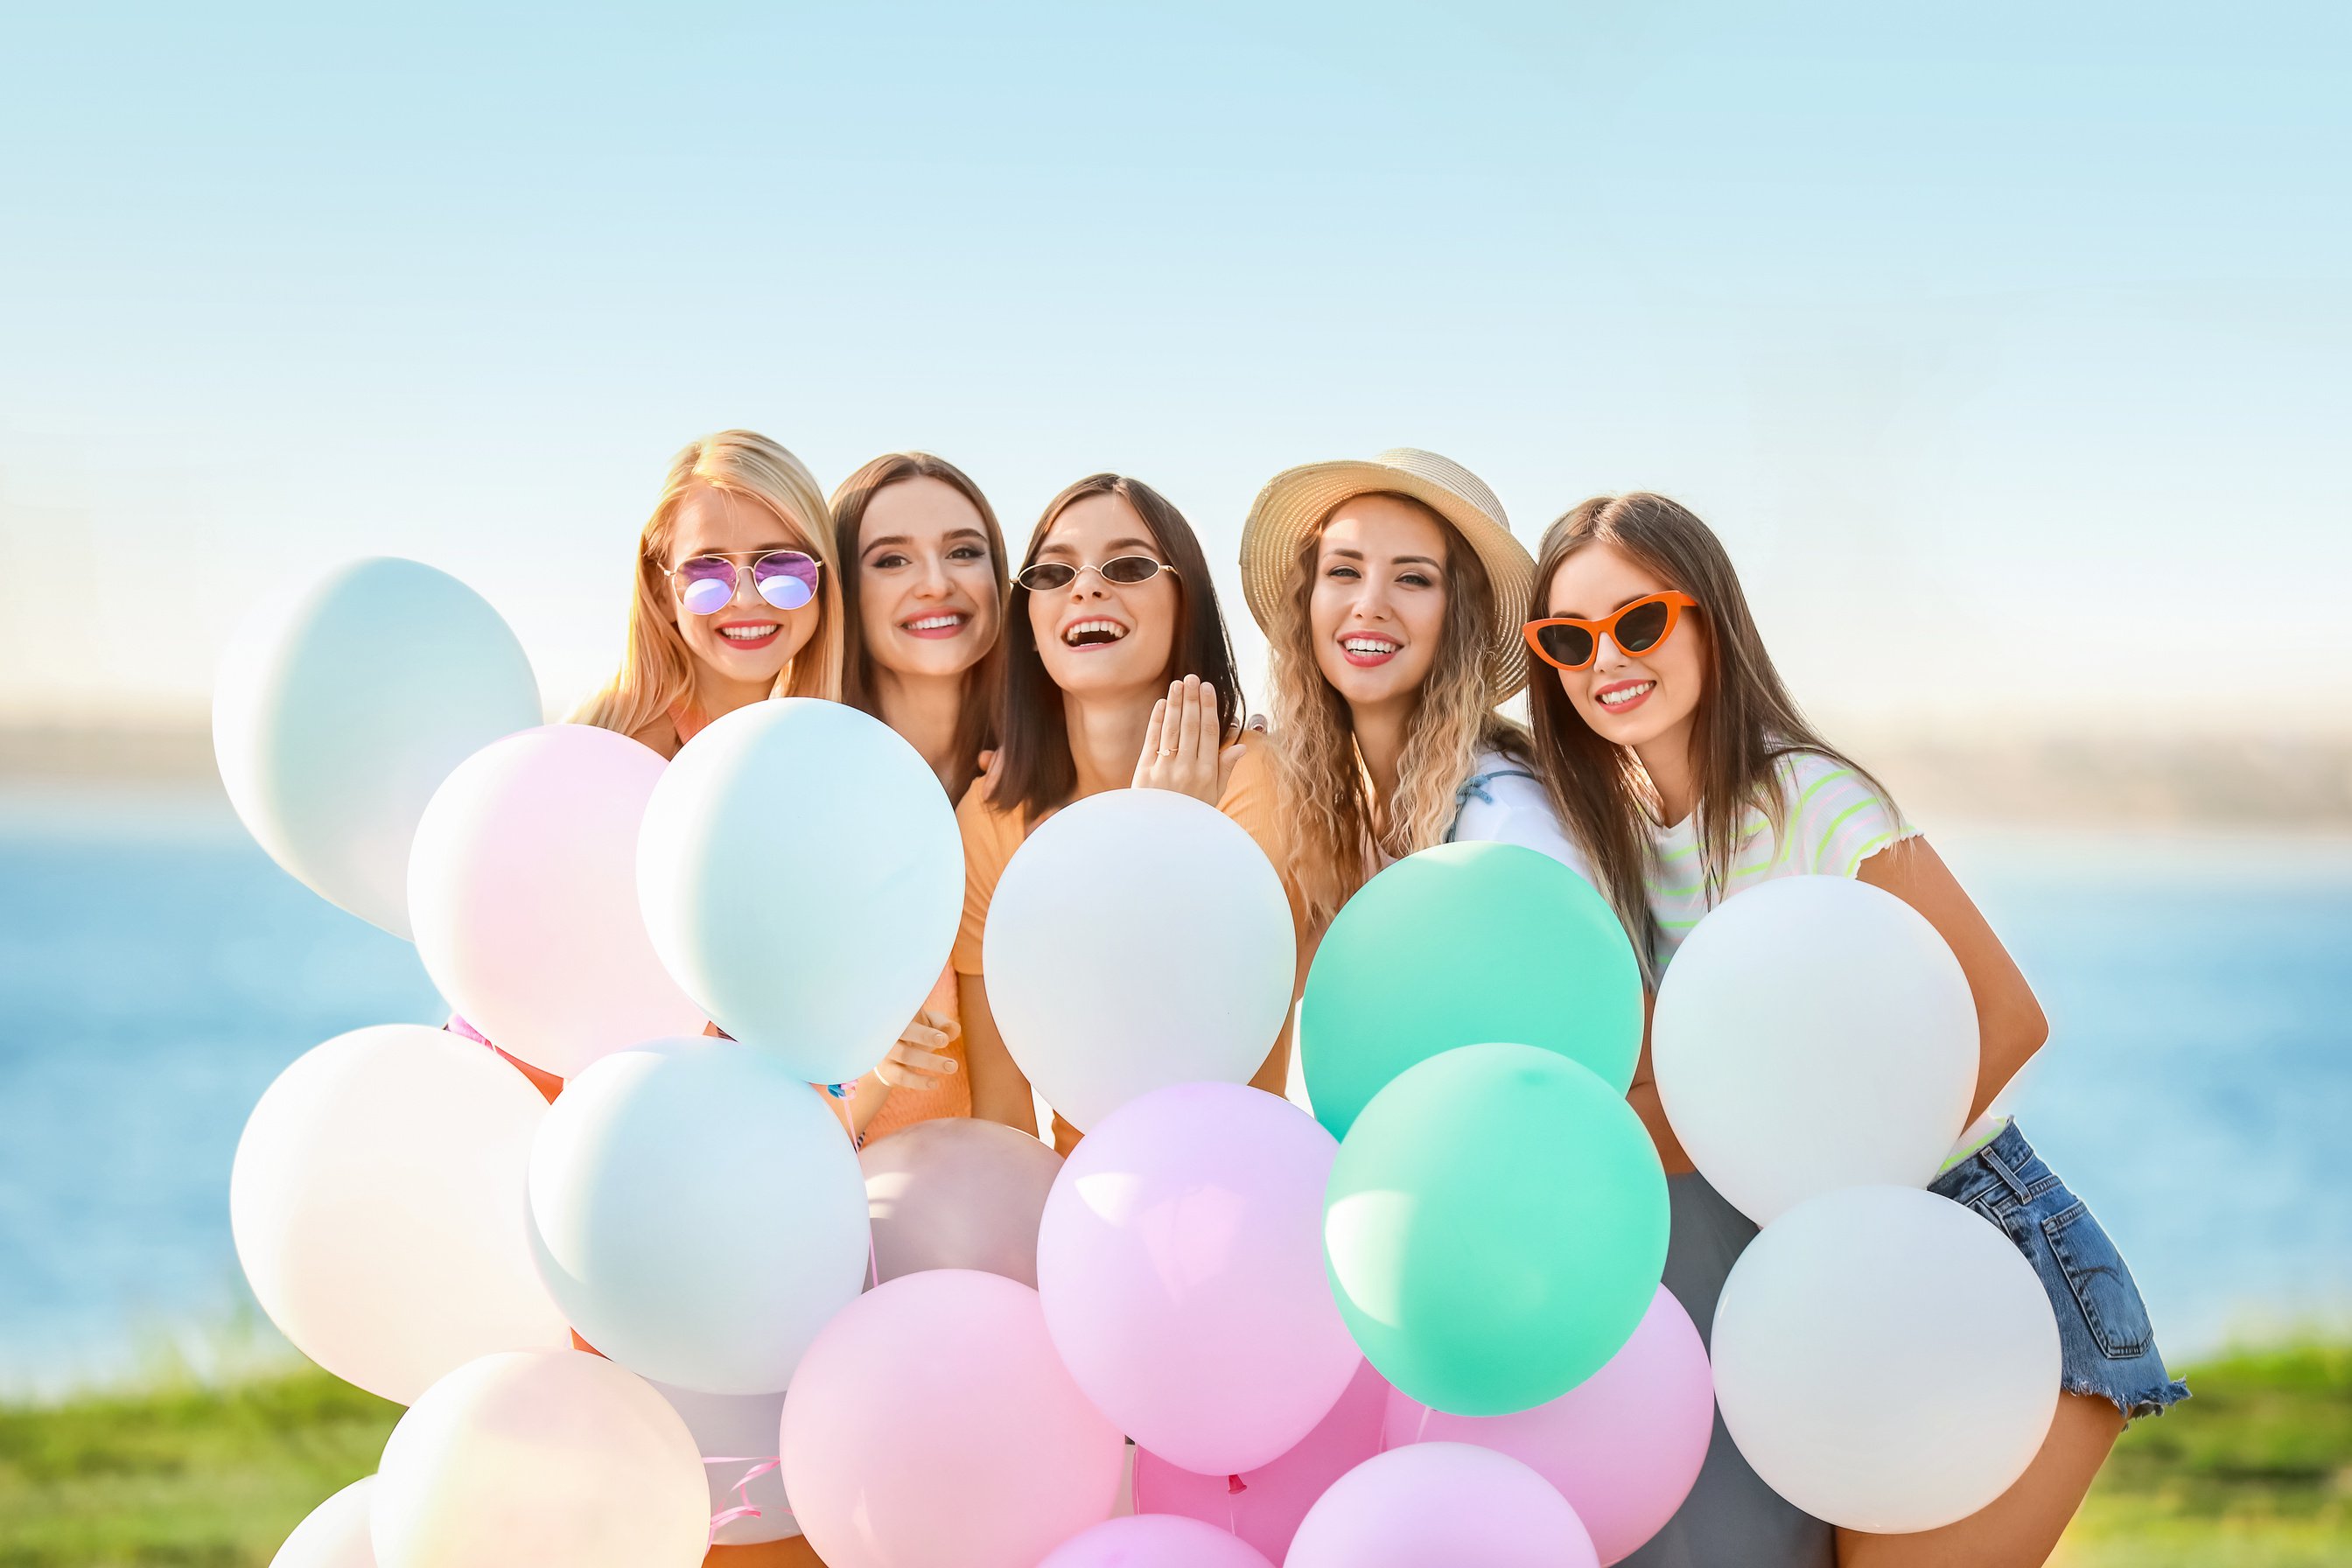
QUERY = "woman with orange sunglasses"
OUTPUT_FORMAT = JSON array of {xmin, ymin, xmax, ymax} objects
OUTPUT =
[{"xmin": 1517, "ymin": 493, "xmax": 2183, "ymax": 1568}]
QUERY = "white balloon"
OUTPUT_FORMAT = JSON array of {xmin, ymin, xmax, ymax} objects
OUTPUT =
[
  {"xmin": 229, "ymin": 1025, "xmax": 573, "ymax": 1404},
  {"xmin": 1712, "ymin": 1185, "xmax": 2062, "ymax": 1533},
  {"xmin": 270, "ymin": 1476, "xmax": 376, "ymax": 1568},
  {"xmin": 214, "ymin": 556, "xmax": 540, "ymax": 936},
  {"xmin": 1653, "ymin": 875, "xmax": 1978, "ymax": 1224},
  {"xmin": 1286, "ymin": 1443, "xmax": 1599, "ymax": 1568},
  {"xmin": 649, "ymin": 1381, "xmax": 802, "ymax": 1546},
  {"xmin": 409, "ymin": 724, "xmax": 704, "ymax": 1076},
  {"xmin": 636, "ymin": 699, "xmax": 963, "ymax": 1084},
  {"xmin": 372, "ymin": 1351, "xmax": 709, "ymax": 1568},
  {"xmin": 983, "ymin": 789, "xmax": 1295, "ymax": 1132},
  {"xmin": 527, "ymin": 1037, "xmax": 869, "ymax": 1395}
]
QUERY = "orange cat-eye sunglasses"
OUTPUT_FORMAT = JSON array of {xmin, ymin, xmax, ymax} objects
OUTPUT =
[{"xmin": 1522, "ymin": 592, "xmax": 1698, "ymax": 671}]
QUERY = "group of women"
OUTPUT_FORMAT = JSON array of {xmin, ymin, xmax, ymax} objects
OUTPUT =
[{"xmin": 556, "ymin": 430, "xmax": 2183, "ymax": 1568}]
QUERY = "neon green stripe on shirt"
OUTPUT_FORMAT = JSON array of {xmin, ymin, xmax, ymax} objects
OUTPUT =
[{"xmin": 1811, "ymin": 797, "xmax": 1878, "ymax": 870}]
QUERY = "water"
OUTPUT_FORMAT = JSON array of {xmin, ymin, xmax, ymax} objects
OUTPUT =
[{"xmin": 1, "ymin": 787, "xmax": 2347, "ymax": 1394}]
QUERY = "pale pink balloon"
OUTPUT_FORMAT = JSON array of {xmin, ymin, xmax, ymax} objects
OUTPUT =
[
  {"xmin": 1038, "ymin": 1515, "xmax": 1274, "ymax": 1568},
  {"xmin": 1038, "ymin": 1082, "xmax": 1362, "ymax": 1476},
  {"xmin": 408, "ymin": 724, "xmax": 704, "ymax": 1078},
  {"xmin": 780, "ymin": 1270, "xmax": 1126, "ymax": 1568},
  {"xmin": 1383, "ymin": 1285, "xmax": 1712, "ymax": 1564},
  {"xmin": 1285, "ymin": 1444, "xmax": 1599, "ymax": 1568},
  {"xmin": 1130, "ymin": 1360, "xmax": 1389, "ymax": 1564}
]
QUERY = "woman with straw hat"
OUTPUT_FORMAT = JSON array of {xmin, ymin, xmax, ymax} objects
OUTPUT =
[{"xmin": 1242, "ymin": 446, "xmax": 1591, "ymax": 948}]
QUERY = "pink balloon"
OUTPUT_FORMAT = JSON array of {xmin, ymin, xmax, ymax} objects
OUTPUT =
[
  {"xmin": 1285, "ymin": 1444, "xmax": 1598, "ymax": 1568},
  {"xmin": 409, "ymin": 724, "xmax": 704, "ymax": 1077},
  {"xmin": 1383, "ymin": 1285, "xmax": 1712, "ymax": 1564},
  {"xmin": 1038, "ymin": 1083, "xmax": 1362, "ymax": 1477},
  {"xmin": 780, "ymin": 1270, "xmax": 1126, "ymax": 1568},
  {"xmin": 863, "ymin": 1117, "xmax": 1064, "ymax": 1288},
  {"xmin": 1038, "ymin": 1515, "xmax": 1274, "ymax": 1568},
  {"xmin": 1130, "ymin": 1360, "xmax": 1389, "ymax": 1563}
]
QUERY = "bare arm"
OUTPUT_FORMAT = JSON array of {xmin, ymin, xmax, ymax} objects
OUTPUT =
[
  {"xmin": 957, "ymin": 971, "xmax": 1039, "ymax": 1137},
  {"xmin": 1858, "ymin": 836, "xmax": 2048, "ymax": 1119},
  {"xmin": 1628, "ymin": 991, "xmax": 1694, "ymax": 1175}
]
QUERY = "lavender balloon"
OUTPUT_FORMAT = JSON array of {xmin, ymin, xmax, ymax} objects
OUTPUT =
[
  {"xmin": 1286, "ymin": 1444, "xmax": 1598, "ymax": 1568},
  {"xmin": 1038, "ymin": 1515, "xmax": 1274, "ymax": 1568},
  {"xmin": 1037, "ymin": 1082, "xmax": 1362, "ymax": 1476},
  {"xmin": 862, "ymin": 1117, "xmax": 1063, "ymax": 1287}
]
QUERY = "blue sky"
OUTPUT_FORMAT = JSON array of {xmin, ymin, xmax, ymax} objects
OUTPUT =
[{"xmin": 3, "ymin": 3, "xmax": 2346, "ymax": 734}]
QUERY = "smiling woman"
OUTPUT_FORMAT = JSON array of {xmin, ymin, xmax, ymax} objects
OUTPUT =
[
  {"xmin": 573, "ymin": 430, "xmax": 845, "ymax": 752},
  {"xmin": 953, "ymin": 473, "xmax": 1298, "ymax": 1153},
  {"xmin": 1242, "ymin": 447, "xmax": 1575, "ymax": 945}
]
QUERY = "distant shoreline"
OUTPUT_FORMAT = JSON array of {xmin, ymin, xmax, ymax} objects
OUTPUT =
[{"xmin": 6, "ymin": 722, "xmax": 2349, "ymax": 829}]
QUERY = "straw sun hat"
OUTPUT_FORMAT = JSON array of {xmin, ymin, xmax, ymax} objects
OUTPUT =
[{"xmin": 1239, "ymin": 447, "xmax": 1535, "ymax": 702}]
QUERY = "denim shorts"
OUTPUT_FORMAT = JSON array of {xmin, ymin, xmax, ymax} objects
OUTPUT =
[{"xmin": 1928, "ymin": 1122, "xmax": 2189, "ymax": 1423}]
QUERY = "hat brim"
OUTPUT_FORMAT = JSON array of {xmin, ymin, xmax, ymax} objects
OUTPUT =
[{"xmin": 1240, "ymin": 459, "xmax": 1532, "ymax": 702}]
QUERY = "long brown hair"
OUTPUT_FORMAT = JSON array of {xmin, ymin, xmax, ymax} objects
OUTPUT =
[
  {"xmin": 830, "ymin": 452, "xmax": 1011, "ymax": 802},
  {"xmin": 1267, "ymin": 494, "xmax": 1528, "ymax": 928},
  {"xmin": 988, "ymin": 474, "xmax": 1242, "ymax": 819},
  {"xmin": 573, "ymin": 430, "xmax": 844, "ymax": 737},
  {"xmin": 1525, "ymin": 493, "xmax": 1892, "ymax": 979}
]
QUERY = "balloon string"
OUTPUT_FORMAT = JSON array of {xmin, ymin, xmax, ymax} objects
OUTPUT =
[
  {"xmin": 867, "ymin": 1226, "xmax": 881, "ymax": 1292},
  {"xmin": 1414, "ymin": 1405, "xmax": 1432, "ymax": 1444},
  {"xmin": 701, "ymin": 1456, "xmax": 785, "ymax": 1545}
]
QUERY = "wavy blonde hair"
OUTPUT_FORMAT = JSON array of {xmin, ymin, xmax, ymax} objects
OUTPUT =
[
  {"xmin": 574, "ymin": 430, "xmax": 844, "ymax": 737},
  {"xmin": 1268, "ymin": 494, "xmax": 1528, "ymax": 928}
]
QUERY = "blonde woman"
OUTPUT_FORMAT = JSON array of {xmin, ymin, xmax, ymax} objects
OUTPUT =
[
  {"xmin": 575, "ymin": 429, "xmax": 844, "ymax": 752},
  {"xmin": 1240, "ymin": 447, "xmax": 1586, "ymax": 948}
]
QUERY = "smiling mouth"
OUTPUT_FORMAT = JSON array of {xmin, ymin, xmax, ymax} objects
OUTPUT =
[
  {"xmin": 718, "ymin": 623, "xmax": 780, "ymax": 646},
  {"xmin": 901, "ymin": 612, "xmax": 969, "ymax": 639},
  {"xmin": 1063, "ymin": 619, "xmax": 1129, "ymax": 648},
  {"xmin": 1596, "ymin": 680, "xmax": 1656, "ymax": 709},
  {"xmin": 1340, "ymin": 634, "xmax": 1401, "ymax": 667}
]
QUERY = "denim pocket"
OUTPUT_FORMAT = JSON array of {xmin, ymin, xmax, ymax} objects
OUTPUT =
[{"xmin": 2042, "ymin": 1200, "xmax": 2154, "ymax": 1359}]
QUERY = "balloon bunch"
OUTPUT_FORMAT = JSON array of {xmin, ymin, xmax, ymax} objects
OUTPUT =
[{"xmin": 226, "ymin": 559, "xmax": 2061, "ymax": 1568}]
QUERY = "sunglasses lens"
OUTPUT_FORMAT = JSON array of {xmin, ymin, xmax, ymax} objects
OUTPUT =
[
  {"xmin": 1101, "ymin": 556, "xmax": 1162, "ymax": 584},
  {"xmin": 1020, "ymin": 563, "xmax": 1077, "ymax": 592},
  {"xmin": 754, "ymin": 552, "xmax": 818, "ymax": 611},
  {"xmin": 1536, "ymin": 624, "xmax": 1595, "ymax": 668},
  {"xmin": 1615, "ymin": 599, "xmax": 1670, "ymax": 653},
  {"xmin": 678, "ymin": 558, "xmax": 735, "ymax": 615}
]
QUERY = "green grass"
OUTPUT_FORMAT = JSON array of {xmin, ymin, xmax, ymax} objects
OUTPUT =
[
  {"xmin": 2055, "ymin": 1342, "xmax": 2352, "ymax": 1568},
  {"xmin": 0, "ymin": 1344, "xmax": 2343, "ymax": 1566},
  {"xmin": 0, "ymin": 1369, "xmax": 398, "ymax": 1567}
]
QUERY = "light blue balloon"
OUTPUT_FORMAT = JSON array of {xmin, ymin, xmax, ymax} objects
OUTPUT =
[
  {"xmin": 528, "ymin": 1037, "xmax": 871, "ymax": 1396},
  {"xmin": 212, "ymin": 556, "xmax": 540, "ymax": 936},
  {"xmin": 636, "ymin": 699, "xmax": 966, "ymax": 1085}
]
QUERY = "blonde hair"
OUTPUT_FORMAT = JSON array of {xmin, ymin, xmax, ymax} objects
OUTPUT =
[
  {"xmin": 574, "ymin": 430, "xmax": 845, "ymax": 737},
  {"xmin": 1267, "ymin": 494, "xmax": 1527, "ymax": 928}
]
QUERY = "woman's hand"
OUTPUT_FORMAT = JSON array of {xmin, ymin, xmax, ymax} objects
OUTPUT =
[
  {"xmin": 878, "ymin": 1008, "xmax": 960, "ymax": 1092},
  {"xmin": 1131, "ymin": 675, "xmax": 1247, "ymax": 804}
]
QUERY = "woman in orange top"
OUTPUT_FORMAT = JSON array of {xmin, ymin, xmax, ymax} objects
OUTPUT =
[
  {"xmin": 955, "ymin": 473, "xmax": 1298, "ymax": 1154},
  {"xmin": 828, "ymin": 452, "xmax": 1015, "ymax": 1144}
]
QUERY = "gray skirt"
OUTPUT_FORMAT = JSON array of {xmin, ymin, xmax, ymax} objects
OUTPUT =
[{"xmin": 1620, "ymin": 1172, "xmax": 1836, "ymax": 1568}]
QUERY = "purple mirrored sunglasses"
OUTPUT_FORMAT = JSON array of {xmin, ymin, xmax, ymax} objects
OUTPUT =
[{"xmin": 664, "ymin": 550, "xmax": 822, "ymax": 616}]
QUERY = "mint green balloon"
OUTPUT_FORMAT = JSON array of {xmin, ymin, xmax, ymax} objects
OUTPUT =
[
  {"xmin": 1325, "ymin": 1042, "xmax": 1668, "ymax": 1416},
  {"xmin": 1301, "ymin": 842, "xmax": 1642, "ymax": 1138}
]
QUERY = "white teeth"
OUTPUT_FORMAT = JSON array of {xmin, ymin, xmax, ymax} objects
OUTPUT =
[
  {"xmin": 1343, "ymin": 636, "xmax": 1398, "ymax": 654},
  {"xmin": 719, "ymin": 625, "xmax": 778, "ymax": 640},
  {"xmin": 905, "ymin": 614, "xmax": 963, "ymax": 632},
  {"xmin": 1599, "ymin": 682, "xmax": 1655, "ymax": 706},
  {"xmin": 1064, "ymin": 619, "xmax": 1128, "ymax": 645}
]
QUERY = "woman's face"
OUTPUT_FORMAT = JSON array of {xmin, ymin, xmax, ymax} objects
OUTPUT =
[
  {"xmin": 1307, "ymin": 494, "xmax": 1452, "ymax": 713},
  {"xmin": 855, "ymin": 477, "xmax": 1001, "ymax": 683},
  {"xmin": 665, "ymin": 484, "xmax": 822, "ymax": 687},
  {"xmin": 1541, "ymin": 541, "xmax": 1706, "ymax": 751},
  {"xmin": 1027, "ymin": 492, "xmax": 1180, "ymax": 701}
]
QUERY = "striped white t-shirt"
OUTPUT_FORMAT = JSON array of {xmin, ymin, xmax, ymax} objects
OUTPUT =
[{"xmin": 1647, "ymin": 749, "xmax": 1915, "ymax": 969}]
